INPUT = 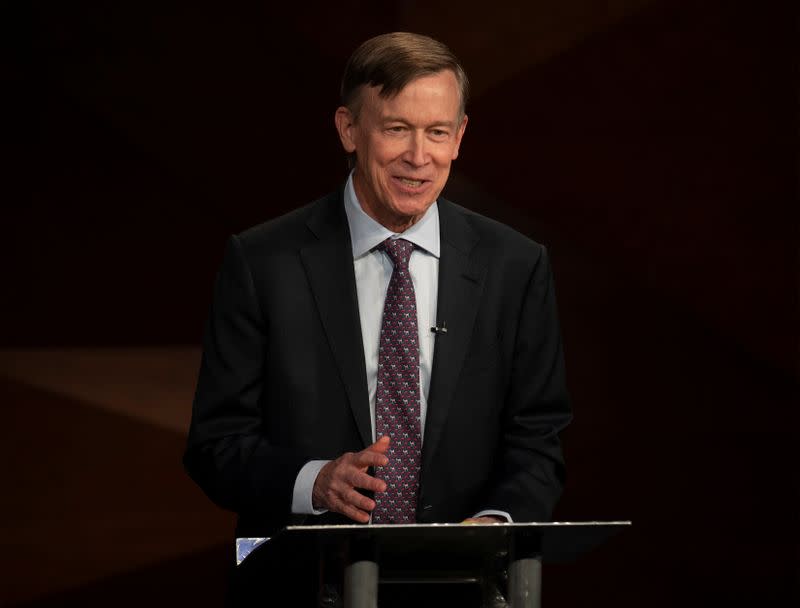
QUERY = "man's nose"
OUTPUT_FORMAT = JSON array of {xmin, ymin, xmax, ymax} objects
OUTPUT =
[{"xmin": 404, "ymin": 131, "xmax": 428, "ymax": 167}]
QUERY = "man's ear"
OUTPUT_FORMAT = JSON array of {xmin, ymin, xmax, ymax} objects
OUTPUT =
[
  {"xmin": 452, "ymin": 114, "xmax": 468, "ymax": 160},
  {"xmin": 334, "ymin": 106, "xmax": 357, "ymax": 154}
]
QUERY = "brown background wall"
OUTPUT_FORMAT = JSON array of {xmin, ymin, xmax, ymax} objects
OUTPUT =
[{"xmin": 4, "ymin": 0, "xmax": 798, "ymax": 605}]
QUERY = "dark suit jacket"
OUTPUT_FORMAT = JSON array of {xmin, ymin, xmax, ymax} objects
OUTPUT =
[{"xmin": 184, "ymin": 188, "xmax": 571, "ymax": 539}]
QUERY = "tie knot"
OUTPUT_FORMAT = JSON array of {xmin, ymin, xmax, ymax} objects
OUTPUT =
[{"xmin": 380, "ymin": 238, "xmax": 414, "ymax": 270}]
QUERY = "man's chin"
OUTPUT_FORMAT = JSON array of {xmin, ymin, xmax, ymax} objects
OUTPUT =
[
  {"xmin": 386, "ymin": 200, "xmax": 435, "ymax": 226},
  {"xmin": 387, "ymin": 186, "xmax": 441, "ymax": 214}
]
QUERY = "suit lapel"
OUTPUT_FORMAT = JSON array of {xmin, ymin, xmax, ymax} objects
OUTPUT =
[
  {"xmin": 300, "ymin": 191, "xmax": 372, "ymax": 449},
  {"xmin": 422, "ymin": 200, "xmax": 486, "ymax": 476}
]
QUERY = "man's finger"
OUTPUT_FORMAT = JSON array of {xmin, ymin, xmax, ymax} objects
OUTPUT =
[
  {"xmin": 346, "ymin": 468, "xmax": 387, "ymax": 493},
  {"xmin": 343, "ymin": 488, "xmax": 376, "ymax": 512},
  {"xmin": 330, "ymin": 482, "xmax": 374, "ymax": 521},
  {"xmin": 352, "ymin": 449, "xmax": 389, "ymax": 469},
  {"xmin": 461, "ymin": 516, "xmax": 505, "ymax": 524},
  {"xmin": 335, "ymin": 499, "xmax": 370, "ymax": 524},
  {"xmin": 366, "ymin": 435, "xmax": 391, "ymax": 453}
]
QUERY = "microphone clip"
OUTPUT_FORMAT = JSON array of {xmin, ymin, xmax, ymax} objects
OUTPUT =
[{"xmin": 430, "ymin": 322, "xmax": 448, "ymax": 336}]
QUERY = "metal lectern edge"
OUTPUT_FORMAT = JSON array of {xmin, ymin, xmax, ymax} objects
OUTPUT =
[{"xmin": 235, "ymin": 521, "xmax": 631, "ymax": 565}]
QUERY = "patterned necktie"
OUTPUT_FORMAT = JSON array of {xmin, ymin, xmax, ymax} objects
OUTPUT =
[{"xmin": 372, "ymin": 237, "xmax": 422, "ymax": 524}]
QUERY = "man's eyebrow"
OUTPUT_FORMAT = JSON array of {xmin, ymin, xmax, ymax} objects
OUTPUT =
[{"xmin": 381, "ymin": 116, "xmax": 457, "ymax": 128}]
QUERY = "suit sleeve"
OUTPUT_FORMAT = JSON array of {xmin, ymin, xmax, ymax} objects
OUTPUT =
[
  {"xmin": 484, "ymin": 245, "xmax": 572, "ymax": 521},
  {"xmin": 183, "ymin": 235, "xmax": 309, "ymax": 522}
]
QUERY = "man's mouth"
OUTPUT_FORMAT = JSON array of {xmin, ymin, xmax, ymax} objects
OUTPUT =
[{"xmin": 395, "ymin": 177, "xmax": 427, "ymax": 188}]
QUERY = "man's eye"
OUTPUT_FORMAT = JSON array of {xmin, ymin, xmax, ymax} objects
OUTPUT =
[
  {"xmin": 388, "ymin": 126, "xmax": 405, "ymax": 133},
  {"xmin": 431, "ymin": 129, "xmax": 448, "ymax": 137}
]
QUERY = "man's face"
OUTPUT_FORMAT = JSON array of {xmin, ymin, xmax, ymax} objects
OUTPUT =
[{"xmin": 335, "ymin": 70, "xmax": 467, "ymax": 232}]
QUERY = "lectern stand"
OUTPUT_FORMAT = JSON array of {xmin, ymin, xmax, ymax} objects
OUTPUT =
[{"xmin": 237, "ymin": 521, "xmax": 630, "ymax": 608}]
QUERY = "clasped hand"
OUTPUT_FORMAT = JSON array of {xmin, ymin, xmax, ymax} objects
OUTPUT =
[{"xmin": 312, "ymin": 436, "xmax": 390, "ymax": 523}]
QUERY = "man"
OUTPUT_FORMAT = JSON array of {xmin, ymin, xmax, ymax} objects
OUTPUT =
[{"xmin": 184, "ymin": 31, "xmax": 571, "ymax": 593}]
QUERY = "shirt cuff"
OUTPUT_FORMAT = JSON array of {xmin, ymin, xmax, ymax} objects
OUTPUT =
[
  {"xmin": 472, "ymin": 509, "xmax": 513, "ymax": 522},
  {"xmin": 291, "ymin": 460, "xmax": 330, "ymax": 515}
]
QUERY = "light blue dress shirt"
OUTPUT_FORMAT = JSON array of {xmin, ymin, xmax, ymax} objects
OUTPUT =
[{"xmin": 291, "ymin": 173, "xmax": 510, "ymax": 523}]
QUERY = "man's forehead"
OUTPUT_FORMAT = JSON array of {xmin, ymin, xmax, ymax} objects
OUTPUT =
[
  {"xmin": 374, "ymin": 69, "xmax": 459, "ymax": 97},
  {"xmin": 362, "ymin": 72, "xmax": 461, "ymax": 116}
]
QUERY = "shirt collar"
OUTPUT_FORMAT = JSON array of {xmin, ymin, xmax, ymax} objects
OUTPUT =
[{"xmin": 343, "ymin": 171, "xmax": 440, "ymax": 260}]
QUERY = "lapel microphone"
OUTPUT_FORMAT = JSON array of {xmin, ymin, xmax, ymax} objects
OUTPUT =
[{"xmin": 430, "ymin": 321, "xmax": 448, "ymax": 335}]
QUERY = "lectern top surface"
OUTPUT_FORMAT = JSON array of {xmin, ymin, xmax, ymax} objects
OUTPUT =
[
  {"xmin": 286, "ymin": 520, "xmax": 631, "ymax": 531},
  {"xmin": 236, "ymin": 521, "xmax": 631, "ymax": 566}
]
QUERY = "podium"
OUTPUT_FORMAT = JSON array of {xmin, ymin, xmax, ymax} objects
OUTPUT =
[{"xmin": 236, "ymin": 521, "xmax": 630, "ymax": 607}]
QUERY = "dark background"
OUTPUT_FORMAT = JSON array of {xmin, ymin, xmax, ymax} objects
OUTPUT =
[{"xmin": 4, "ymin": 0, "xmax": 798, "ymax": 605}]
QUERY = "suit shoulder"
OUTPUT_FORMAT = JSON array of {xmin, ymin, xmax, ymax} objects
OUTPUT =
[
  {"xmin": 441, "ymin": 199, "xmax": 545, "ymax": 260},
  {"xmin": 233, "ymin": 190, "xmax": 338, "ymax": 255}
]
